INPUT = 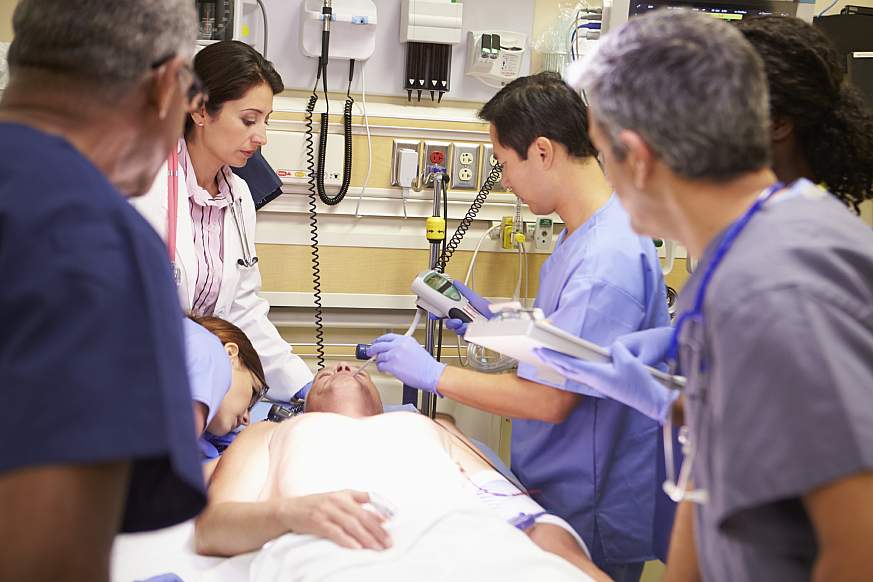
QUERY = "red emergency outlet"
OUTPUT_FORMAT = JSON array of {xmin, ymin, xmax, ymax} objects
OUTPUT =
[{"xmin": 429, "ymin": 150, "xmax": 446, "ymax": 165}]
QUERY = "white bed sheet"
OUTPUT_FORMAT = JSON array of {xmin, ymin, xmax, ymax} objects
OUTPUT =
[
  {"xmin": 110, "ymin": 520, "xmax": 253, "ymax": 582},
  {"xmin": 111, "ymin": 469, "xmax": 592, "ymax": 582}
]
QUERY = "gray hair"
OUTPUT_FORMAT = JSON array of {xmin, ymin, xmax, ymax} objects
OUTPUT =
[
  {"xmin": 578, "ymin": 10, "xmax": 771, "ymax": 180},
  {"xmin": 8, "ymin": 0, "xmax": 197, "ymax": 90}
]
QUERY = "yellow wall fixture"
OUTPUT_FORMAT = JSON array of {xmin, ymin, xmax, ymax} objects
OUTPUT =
[{"xmin": 0, "ymin": 0, "xmax": 15, "ymax": 42}]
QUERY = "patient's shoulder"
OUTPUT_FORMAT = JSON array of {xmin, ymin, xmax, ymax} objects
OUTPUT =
[{"xmin": 233, "ymin": 421, "xmax": 279, "ymax": 447}]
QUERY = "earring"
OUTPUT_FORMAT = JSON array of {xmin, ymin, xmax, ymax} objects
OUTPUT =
[{"xmin": 197, "ymin": 122, "xmax": 205, "ymax": 127}]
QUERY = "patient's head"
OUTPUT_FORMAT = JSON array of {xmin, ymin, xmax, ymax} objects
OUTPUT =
[{"xmin": 305, "ymin": 362, "xmax": 384, "ymax": 417}]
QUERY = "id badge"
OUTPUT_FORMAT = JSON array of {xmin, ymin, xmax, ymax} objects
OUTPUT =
[{"xmin": 171, "ymin": 262, "xmax": 182, "ymax": 288}]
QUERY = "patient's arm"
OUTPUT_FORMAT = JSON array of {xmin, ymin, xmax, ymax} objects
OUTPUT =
[
  {"xmin": 195, "ymin": 421, "xmax": 278, "ymax": 556},
  {"xmin": 195, "ymin": 420, "xmax": 391, "ymax": 556},
  {"xmin": 527, "ymin": 524, "xmax": 612, "ymax": 581},
  {"xmin": 433, "ymin": 417, "xmax": 609, "ymax": 580}
]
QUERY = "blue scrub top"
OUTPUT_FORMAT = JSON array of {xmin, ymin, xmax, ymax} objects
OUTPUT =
[
  {"xmin": 0, "ymin": 123, "xmax": 206, "ymax": 532},
  {"xmin": 183, "ymin": 318, "xmax": 232, "ymax": 428},
  {"xmin": 513, "ymin": 195, "xmax": 670, "ymax": 566}
]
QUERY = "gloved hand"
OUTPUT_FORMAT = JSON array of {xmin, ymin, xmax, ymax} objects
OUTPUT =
[
  {"xmin": 534, "ymin": 326, "xmax": 678, "ymax": 422},
  {"xmin": 444, "ymin": 281, "xmax": 494, "ymax": 337},
  {"xmin": 293, "ymin": 380, "xmax": 314, "ymax": 400},
  {"xmin": 367, "ymin": 334, "xmax": 446, "ymax": 395}
]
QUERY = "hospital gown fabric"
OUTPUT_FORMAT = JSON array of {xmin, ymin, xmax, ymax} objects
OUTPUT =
[
  {"xmin": 676, "ymin": 179, "xmax": 873, "ymax": 581},
  {"xmin": 0, "ymin": 123, "xmax": 205, "ymax": 532},
  {"xmin": 512, "ymin": 195, "xmax": 670, "ymax": 573},
  {"xmin": 183, "ymin": 318, "xmax": 232, "ymax": 427}
]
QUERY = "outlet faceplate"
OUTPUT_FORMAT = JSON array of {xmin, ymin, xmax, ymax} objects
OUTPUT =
[
  {"xmin": 481, "ymin": 144, "xmax": 506, "ymax": 191},
  {"xmin": 449, "ymin": 142, "xmax": 480, "ymax": 190},
  {"xmin": 535, "ymin": 217, "xmax": 554, "ymax": 251},
  {"xmin": 391, "ymin": 140, "xmax": 422, "ymax": 189},
  {"xmin": 424, "ymin": 141, "xmax": 451, "ymax": 181}
]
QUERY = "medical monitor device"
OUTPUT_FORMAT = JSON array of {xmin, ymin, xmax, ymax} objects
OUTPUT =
[
  {"xmin": 604, "ymin": 0, "xmax": 814, "ymax": 33},
  {"xmin": 411, "ymin": 270, "xmax": 488, "ymax": 323},
  {"xmin": 194, "ymin": 0, "xmax": 265, "ymax": 49}
]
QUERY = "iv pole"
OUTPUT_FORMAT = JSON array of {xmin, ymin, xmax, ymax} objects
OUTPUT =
[{"xmin": 405, "ymin": 164, "xmax": 448, "ymax": 417}]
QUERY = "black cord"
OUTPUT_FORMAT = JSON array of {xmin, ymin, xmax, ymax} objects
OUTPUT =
[
  {"xmin": 305, "ymin": 63, "xmax": 326, "ymax": 370},
  {"xmin": 435, "ymin": 163, "xmax": 502, "ymax": 273},
  {"xmin": 254, "ymin": 0, "xmax": 268, "ymax": 57},
  {"xmin": 315, "ymin": 60, "xmax": 355, "ymax": 206}
]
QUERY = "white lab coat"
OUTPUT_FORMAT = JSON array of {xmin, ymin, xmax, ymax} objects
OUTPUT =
[{"xmin": 132, "ymin": 154, "xmax": 313, "ymax": 401}]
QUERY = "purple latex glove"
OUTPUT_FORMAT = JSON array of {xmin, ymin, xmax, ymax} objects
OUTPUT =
[
  {"xmin": 367, "ymin": 334, "xmax": 446, "ymax": 395},
  {"xmin": 534, "ymin": 326, "xmax": 678, "ymax": 422},
  {"xmin": 444, "ymin": 280, "xmax": 493, "ymax": 337}
]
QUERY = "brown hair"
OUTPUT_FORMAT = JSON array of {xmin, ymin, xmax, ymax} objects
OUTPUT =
[
  {"xmin": 189, "ymin": 315, "xmax": 267, "ymax": 393},
  {"xmin": 185, "ymin": 40, "xmax": 284, "ymax": 137}
]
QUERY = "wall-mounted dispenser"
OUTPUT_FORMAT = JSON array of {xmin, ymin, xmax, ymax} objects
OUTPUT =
[
  {"xmin": 465, "ymin": 30, "xmax": 527, "ymax": 88},
  {"xmin": 400, "ymin": 0, "xmax": 464, "ymax": 103},
  {"xmin": 301, "ymin": 0, "xmax": 378, "ymax": 61}
]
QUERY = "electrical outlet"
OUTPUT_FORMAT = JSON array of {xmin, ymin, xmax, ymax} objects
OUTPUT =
[
  {"xmin": 481, "ymin": 144, "xmax": 506, "ymax": 191},
  {"xmin": 424, "ymin": 141, "xmax": 451, "ymax": 178},
  {"xmin": 391, "ymin": 140, "xmax": 422, "ymax": 188},
  {"xmin": 535, "ymin": 217, "xmax": 554, "ymax": 251},
  {"xmin": 449, "ymin": 142, "xmax": 479, "ymax": 190},
  {"xmin": 490, "ymin": 220, "xmax": 503, "ymax": 240},
  {"xmin": 524, "ymin": 221, "xmax": 536, "ymax": 240}
]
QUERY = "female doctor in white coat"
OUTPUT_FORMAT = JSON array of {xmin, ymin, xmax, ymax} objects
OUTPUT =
[{"xmin": 133, "ymin": 41, "xmax": 312, "ymax": 401}]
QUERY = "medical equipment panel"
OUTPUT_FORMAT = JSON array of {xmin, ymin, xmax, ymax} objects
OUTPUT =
[
  {"xmin": 627, "ymin": 0, "xmax": 799, "ymax": 21},
  {"xmin": 195, "ymin": 0, "xmax": 261, "ymax": 45},
  {"xmin": 300, "ymin": 0, "xmax": 378, "ymax": 61}
]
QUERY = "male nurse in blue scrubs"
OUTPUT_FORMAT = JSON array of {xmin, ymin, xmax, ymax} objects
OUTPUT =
[{"xmin": 368, "ymin": 72, "xmax": 670, "ymax": 581}]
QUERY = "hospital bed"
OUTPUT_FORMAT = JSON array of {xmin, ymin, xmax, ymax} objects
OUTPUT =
[{"xmin": 111, "ymin": 409, "xmax": 586, "ymax": 582}]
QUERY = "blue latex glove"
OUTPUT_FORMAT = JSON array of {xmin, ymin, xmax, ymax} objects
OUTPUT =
[
  {"xmin": 534, "ymin": 326, "xmax": 678, "ymax": 422},
  {"xmin": 444, "ymin": 281, "xmax": 494, "ymax": 337},
  {"xmin": 367, "ymin": 334, "xmax": 446, "ymax": 395},
  {"xmin": 293, "ymin": 380, "xmax": 314, "ymax": 400}
]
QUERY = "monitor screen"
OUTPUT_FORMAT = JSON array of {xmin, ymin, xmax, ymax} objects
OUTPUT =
[
  {"xmin": 848, "ymin": 53, "xmax": 873, "ymax": 107},
  {"xmin": 629, "ymin": 0, "xmax": 797, "ymax": 21}
]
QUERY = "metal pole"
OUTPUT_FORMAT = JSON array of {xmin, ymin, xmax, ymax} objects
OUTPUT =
[{"xmin": 420, "ymin": 170, "xmax": 446, "ymax": 418}]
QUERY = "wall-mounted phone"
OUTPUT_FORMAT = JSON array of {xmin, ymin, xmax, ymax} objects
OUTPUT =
[{"xmin": 465, "ymin": 30, "xmax": 527, "ymax": 88}]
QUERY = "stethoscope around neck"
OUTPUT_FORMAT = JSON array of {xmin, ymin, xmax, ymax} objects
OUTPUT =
[
  {"xmin": 661, "ymin": 181, "xmax": 784, "ymax": 505},
  {"xmin": 165, "ymin": 149, "xmax": 258, "ymax": 285}
]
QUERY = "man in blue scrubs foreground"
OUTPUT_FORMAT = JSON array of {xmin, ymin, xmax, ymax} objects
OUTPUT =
[
  {"xmin": 369, "ymin": 72, "xmax": 670, "ymax": 581},
  {"xmin": 0, "ymin": 2, "xmax": 207, "ymax": 580},
  {"xmin": 539, "ymin": 11, "xmax": 873, "ymax": 581}
]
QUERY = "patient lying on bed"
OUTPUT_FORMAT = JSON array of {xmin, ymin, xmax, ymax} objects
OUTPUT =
[{"xmin": 195, "ymin": 363, "xmax": 609, "ymax": 581}]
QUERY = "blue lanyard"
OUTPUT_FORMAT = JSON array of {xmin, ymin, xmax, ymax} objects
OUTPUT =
[{"xmin": 667, "ymin": 182, "xmax": 784, "ymax": 366}]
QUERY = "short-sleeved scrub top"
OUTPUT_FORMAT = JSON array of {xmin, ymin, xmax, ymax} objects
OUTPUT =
[
  {"xmin": 513, "ymin": 194, "xmax": 671, "ymax": 569},
  {"xmin": 183, "ymin": 318, "xmax": 232, "ymax": 428},
  {"xmin": 0, "ymin": 123, "xmax": 206, "ymax": 532},
  {"xmin": 676, "ymin": 179, "xmax": 873, "ymax": 581}
]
